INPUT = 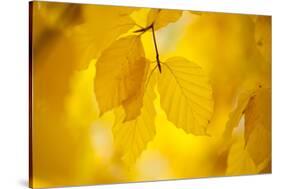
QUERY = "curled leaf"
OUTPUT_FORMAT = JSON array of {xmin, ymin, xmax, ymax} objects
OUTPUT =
[
  {"xmin": 244, "ymin": 88, "xmax": 271, "ymax": 166},
  {"xmin": 224, "ymin": 87, "xmax": 271, "ymax": 170},
  {"xmin": 223, "ymin": 89, "xmax": 257, "ymax": 139}
]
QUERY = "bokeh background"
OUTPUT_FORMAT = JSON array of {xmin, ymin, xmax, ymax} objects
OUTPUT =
[{"xmin": 30, "ymin": 1, "xmax": 271, "ymax": 188}]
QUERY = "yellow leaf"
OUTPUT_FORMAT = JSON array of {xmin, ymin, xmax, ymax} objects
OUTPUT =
[
  {"xmin": 226, "ymin": 139, "xmax": 258, "ymax": 175},
  {"xmin": 245, "ymin": 88, "xmax": 271, "ymax": 166},
  {"xmin": 113, "ymin": 74, "xmax": 157, "ymax": 165},
  {"xmin": 158, "ymin": 57, "xmax": 214, "ymax": 135},
  {"xmin": 224, "ymin": 87, "xmax": 271, "ymax": 170},
  {"xmin": 147, "ymin": 9, "xmax": 183, "ymax": 30},
  {"xmin": 72, "ymin": 5, "xmax": 136, "ymax": 69},
  {"xmin": 94, "ymin": 35, "xmax": 146, "ymax": 117},
  {"xmin": 223, "ymin": 88, "xmax": 257, "ymax": 139},
  {"xmin": 122, "ymin": 58, "xmax": 151, "ymax": 121}
]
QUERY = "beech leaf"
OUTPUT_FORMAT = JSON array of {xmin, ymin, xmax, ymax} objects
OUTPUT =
[
  {"xmin": 147, "ymin": 9, "xmax": 183, "ymax": 30},
  {"xmin": 113, "ymin": 74, "xmax": 157, "ymax": 165},
  {"xmin": 94, "ymin": 35, "xmax": 147, "ymax": 116},
  {"xmin": 158, "ymin": 57, "xmax": 214, "ymax": 135}
]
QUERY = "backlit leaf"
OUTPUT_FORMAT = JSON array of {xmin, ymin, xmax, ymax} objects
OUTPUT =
[
  {"xmin": 245, "ymin": 88, "xmax": 271, "ymax": 166},
  {"xmin": 113, "ymin": 74, "xmax": 157, "ymax": 165},
  {"xmin": 72, "ymin": 5, "xmax": 136, "ymax": 69},
  {"xmin": 224, "ymin": 87, "xmax": 271, "ymax": 170},
  {"xmin": 158, "ymin": 57, "xmax": 214, "ymax": 135},
  {"xmin": 147, "ymin": 9, "xmax": 183, "ymax": 30},
  {"xmin": 223, "ymin": 89, "xmax": 257, "ymax": 139},
  {"xmin": 94, "ymin": 35, "xmax": 146, "ymax": 117},
  {"xmin": 226, "ymin": 140, "xmax": 258, "ymax": 175},
  {"xmin": 122, "ymin": 58, "xmax": 150, "ymax": 122}
]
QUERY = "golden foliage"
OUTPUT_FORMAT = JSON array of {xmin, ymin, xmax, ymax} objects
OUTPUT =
[
  {"xmin": 158, "ymin": 57, "xmax": 213, "ymax": 135},
  {"xmin": 94, "ymin": 35, "xmax": 149, "ymax": 121},
  {"xmin": 122, "ymin": 57, "xmax": 151, "ymax": 122},
  {"xmin": 225, "ymin": 87, "xmax": 271, "ymax": 173},
  {"xmin": 31, "ymin": 2, "xmax": 271, "ymax": 188},
  {"xmin": 245, "ymin": 88, "xmax": 271, "ymax": 166},
  {"xmin": 72, "ymin": 5, "xmax": 137, "ymax": 69},
  {"xmin": 147, "ymin": 9, "xmax": 183, "ymax": 30},
  {"xmin": 113, "ymin": 74, "xmax": 157, "ymax": 165},
  {"xmin": 94, "ymin": 8, "xmax": 214, "ymax": 163},
  {"xmin": 226, "ymin": 140, "xmax": 258, "ymax": 175},
  {"xmin": 224, "ymin": 88, "xmax": 257, "ymax": 139}
]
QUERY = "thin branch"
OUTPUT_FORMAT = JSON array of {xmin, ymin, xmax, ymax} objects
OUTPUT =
[
  {"xmin": 133, "ymin": 23, "xmax": 162, "ymax": 73},
  {"xmin": 151, "ymin": 25, "xmax": 162, "ymax": 73},
  {"xmin": 133, "ymin": 24, "xmax": 152, "ymax": 34}
]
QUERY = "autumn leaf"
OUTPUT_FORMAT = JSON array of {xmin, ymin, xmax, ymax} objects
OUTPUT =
[
  {"xmin": 94, "ymin": 35, "xmax": 148, "ymax": 118},
  {"xmin": 226, "ymin": 140, "xmax": 258, "ymax": 175},
  {"xmin": 244, "ymin": 88, "xmax": 271, "ymax": 166},
  {"xmin": 224, "ymin": 87, "xmax": 271, "ymax": 170},
  {"xmin": 31, "ymin": 2, "xmax": 272, "ymax": 185},
  {"xmin": 113, "ymin": 73, "xmax": 157, "ymax": 165},
  {"xmin": 122, "ymin": 57, "xmax": 151, "ymax": 122},
  {"xmin": 158, "ymin": 57, "xmax": 214, "ymax": 135},
  {"xmin": 72, "ymin": 5, "xmax": 137, "ymax": 69},
  {"xmin": 147, "ymin": 9, "xmax": 183, "ymax": 30},
  {"xmin": 223, "ymin": 88, "xmax": 257, "ymax": 139}
]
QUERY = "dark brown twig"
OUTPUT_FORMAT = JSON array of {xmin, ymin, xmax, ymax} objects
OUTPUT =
[
  {"xmin": 134, "ymin": 23, "xmax": 162, "ymax": 73},
  {"xmin": 151, "ymin": 24, "xmax": 162, "ymax": 73}
]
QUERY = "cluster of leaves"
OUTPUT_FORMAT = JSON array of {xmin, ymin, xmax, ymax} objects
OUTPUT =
[
  {"xmin": 34, "ymin": 2, "xmax": 271, "ymax": 172},
  {"xmin": 92, "ymin": 9, "xmax": 214, "ymax": 165}
]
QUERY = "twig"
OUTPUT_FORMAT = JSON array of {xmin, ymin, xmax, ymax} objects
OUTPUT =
[{"xmin": 151, "ymin": 25, "xmax": 162, "ymax": 73}]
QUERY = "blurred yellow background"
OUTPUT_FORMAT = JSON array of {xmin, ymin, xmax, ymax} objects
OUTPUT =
[{"xmin": 30, "ymin": 1, "xmax": 271, "ymax": 188}]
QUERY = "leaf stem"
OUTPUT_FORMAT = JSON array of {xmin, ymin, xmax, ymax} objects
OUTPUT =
[
  {"xmin": 134, "ymin": 23, "xmax": 162, "ymax": 73},
  {"xmin": 133, "ymin": 24, "xmax": 151, "ymax": 33},
  {"xmin": 151, "ymin": 25, "xmax": 162, "ymax": 73}
]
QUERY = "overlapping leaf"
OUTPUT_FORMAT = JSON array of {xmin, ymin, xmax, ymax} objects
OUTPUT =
[
  {"xmin": 225, "ymin": 87, "xmax": 271, "ymax": 170},
  {"xmin": 94, "ymin": 35, "xmax": 148, "ymax": 120},
  {"xmin": 147, "ymin": 9, "xmax": 183, "ymax": 30},
  {"xmin": 158, "ymin": 57, "xmax": 214, "ymax": 135},
  {"xmin": 244, "ymin": 88, "xmax": 271, "ymax": 166},
  {"xmin": 226, "ymin": 140, "xmax": 258, "ymax": 175},
  {"xmin": 72, "ymin": 6, "xmax": 137, "ymax": 69},
  {"xmin": 223, "ymin": 89, "xmax": 257, "ymax": 139},
  {"xmin": 113, "ymin": 74, "xmax": 157, "ymax": 165},
  {"xmin": 122, "ymin": 57, "xmax": 151, "ymax": 121}
]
